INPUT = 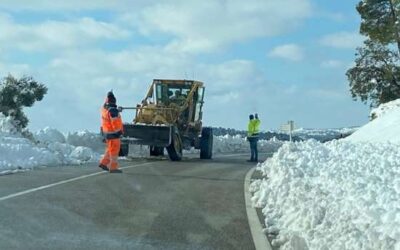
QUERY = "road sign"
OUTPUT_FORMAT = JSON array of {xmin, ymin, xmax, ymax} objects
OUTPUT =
[{"xmin": 280, "ymin": 121, "xmax": 295, "ymax": 141}]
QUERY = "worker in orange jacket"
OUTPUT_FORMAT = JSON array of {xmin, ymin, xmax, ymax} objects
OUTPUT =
[{"xmin": 99, "ymin": 91, "xmax": 124, "ymax": 173}]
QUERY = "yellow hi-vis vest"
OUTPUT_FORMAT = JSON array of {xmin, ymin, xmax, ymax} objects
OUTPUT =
[{"xmin": 248, "ymin": 119, "xmax": 261, "ymax": 137}]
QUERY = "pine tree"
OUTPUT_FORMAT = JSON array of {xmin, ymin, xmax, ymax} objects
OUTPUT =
[
  {"xmin": 347, "ymin": 40, "xmax": 400, "ymax": 107},
  {"xmin": 0, "ymin": 74, "xmax": 48, "ymax": 129},
  {"xmin": 347, "ymin": 0, "xmax": 400, "ymax": 107},
  {"xmin": 357, "ymin": 0, "xmax": 400, "ymax": 53}
]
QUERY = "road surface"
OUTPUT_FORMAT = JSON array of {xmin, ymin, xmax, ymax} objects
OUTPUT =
[{"xmin": 0, "ymin": 154, "xmax": 269, "ymax": 250}]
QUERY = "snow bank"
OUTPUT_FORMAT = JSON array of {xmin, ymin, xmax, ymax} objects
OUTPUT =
[
  {"xmin": 348, "ymin": 101, "xmax": 400, "ymax": 143},
  {"xmin": 251, "ymin": 140, "xmax": 400, "ymax": 250},
  {"xmin": 33, "ymin": 127, "xmax": 100, "ymax": 164},
  {"xmin": 0, "ymin": 115, "xmax": 59, "ymax": 170},
  {"xmin": 293, "ymin": 127, "xmax": 358, "ymax": 142},
  {"xmin": 66, "ymin": 130, "xmax": 104, "ymax": 153},
  {"xmin": 35, "ymin": 127, "xmax": 66, "ymax": 143},
  {"xmin": 213, "ymin": 135, "xmax": 283, "ymax": 154},
  {"xmin": 370, "ymin": 99, "xmax": 400, "ymax": 119},
  {"xmin": 252, "ymin": 101, "xmax": 400, "ymax": 249},
  {"xmin": 0, "ymin": 115, "xmax": 100, "ymax": 171}
]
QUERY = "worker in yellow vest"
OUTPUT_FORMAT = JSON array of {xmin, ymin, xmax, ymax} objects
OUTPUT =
[{"xmin": 247, "ymin": 113, "xmax": 261, "ymax": 162}]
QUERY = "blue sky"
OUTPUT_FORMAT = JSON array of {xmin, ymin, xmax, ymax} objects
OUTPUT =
[{"xmin": 0, "ymin": 0, "xmax": 369, "ymax": 132}]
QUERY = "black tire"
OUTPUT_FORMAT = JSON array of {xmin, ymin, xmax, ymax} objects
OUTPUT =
[
  {"xmin": 150, "ymin": 146, "xmax": 164, "ymax": 156},
  {"xmin": 200, "ymin": 127, "xmax": 213, "ymax": 159},
  {"xmin": 119, "ymin": 143, "xmax": 129, "ymax": 157},
  {"xmin": 166, "ymin": 129, "xmax": 183, "ymax": 161}
]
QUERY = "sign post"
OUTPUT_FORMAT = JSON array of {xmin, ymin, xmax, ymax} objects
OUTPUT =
[{"xmin": 288, "ymin": 120, "xmax": 294, "ymax": 142}]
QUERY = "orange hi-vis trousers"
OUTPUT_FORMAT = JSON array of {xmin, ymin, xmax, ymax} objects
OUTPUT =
[{"xmin": 100, "ymin": 139, "xmax": 121, "ymax": 170}]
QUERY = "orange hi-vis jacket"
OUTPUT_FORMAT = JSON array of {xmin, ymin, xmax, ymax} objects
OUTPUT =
[{"xmin": 101, "ymin": 103, "xmax": 123, "ymax": 139}]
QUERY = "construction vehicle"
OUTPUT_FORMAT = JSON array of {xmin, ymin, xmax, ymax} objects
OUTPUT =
[{"xmin": 119, "ymin": 79, "xmax": 213, "ymax": 161}]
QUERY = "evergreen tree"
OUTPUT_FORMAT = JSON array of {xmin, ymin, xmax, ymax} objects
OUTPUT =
[
  {"xmin": 347, "ymin": 40, "xmax": 400, "ymax": 107},
  {"xmin": 0, "ymin": 74, "xmax": 48, "ymax": 129},
  {"xmin": 357, "ymin": 0, "xmax": 400, "ymax": 53},
  {"xmin": 348, "ymin": 0, "xmax": 400, "ymax": 107}
]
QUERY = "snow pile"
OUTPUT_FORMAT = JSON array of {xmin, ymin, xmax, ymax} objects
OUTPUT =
[
  {"xmin": 0, "ymin": 114, "xmax": 100, "ymax": 171},
  {"xmin": 66, "ymin": 130, "xmax": 104, "ymax": 153},
  {"xmin": 213, "ymin": 135, "xmax": 283, "ymax": 154},
  {"xmin": 65, "ymin": 130, "xmax": 160, "ymax": 157},
  {"xmin": 347, "ymin": 102, "xmax": 400, "ymax": 143},
  {"xmin": 251, "ymin": 140, "xmax": 400, "ymax": 250},
  {"xmin": 0, "ymin": 115, "xmax": 61, "ymax": 170},
  {"xmin": 251, "ymin": 101, "xmax": 400, "ymax": 250},
  {"xmin": 35, "ymin": 127, "xmax": 66, "ymax": 143},
  {"xmin": 293, "ymin": 127, "xmax": 358, "ymax": 142},
  {"xmin": 370, "ymin": 99, "xmax": 400, "ymax": 119},
  {"xmin": 33, "ymin": 127, "xmax": 101, "ymax": 164}
]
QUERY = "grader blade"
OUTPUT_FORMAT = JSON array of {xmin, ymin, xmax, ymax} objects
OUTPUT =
[{"xmin": 122, "ymin": 124, "xmax": 172, "ymax": 147}]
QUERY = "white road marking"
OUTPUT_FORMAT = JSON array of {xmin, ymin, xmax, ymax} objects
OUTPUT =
[
  {"xmin": 244, "ymin": 167, "xmax": 272, "ymax": 250},
  {"xmin": 0, "ymin": 162, "xmax": 152, "ymax": 202}
]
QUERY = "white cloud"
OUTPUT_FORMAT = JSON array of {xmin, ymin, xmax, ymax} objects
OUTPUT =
[
  {"xmin": 320, "ymin": 31, "xmax": 364, "ymax": 49},
  {"xmin": 321, "ymin": 60, "xmax": 344, "ymax": 69},
  {"xmin": 0, "ymin": 1, "xmax": 370, "ymax": 131},
  {"xmin": 21, "ymin": 46, "xmax": 266, "ymax": 131},
  {"xmin": 0, "ymin": 14, "xmax": 131, "ymax": 51},
  {"xmin": 0, "ymin": 1, "xmax": 155, "ymax": 11},
  {"xmin": 128, "ymin": 0, "xmax": 312, "ymax": 53},
  {"xmin": 0, "ymin": 0, "xmax": 312, "ymax": 54},
  {"xmin": 269, "ymin": 44, "xmax": 304, "ymax": 62},
  {"xmin": 195, "ymin": 60, "xmax": 263, "ymax": 101}
]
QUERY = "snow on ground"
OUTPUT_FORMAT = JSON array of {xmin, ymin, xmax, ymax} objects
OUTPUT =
[
  {"xmin": 348, "ymin": 99, "xmax": 400, "ymax": 143},
  {"xmin": 66, "ymin": 130, "xmax": 105, "ymax": 153},
  {"xmin": 251, "ymin": 101, "xmax": 400, "ymax": 250},
  {"xmin": 33, "ymin": 127, "xmax": 101, "ymax": 164},
  {"xmin": 0, "ymin": 115, "xmax": 100, "ymax": 172},
  {"xmin": 213, "ymin": 135, "xmax": 282, "ymax": 154},
  {"xmin": 293, "ymin": 127, "xmax": 358, "ymax": 142},
  {"xmin": 251, "ymin": 140, "xmax": 399, "ymax": 250},
  {"xmin": 370, "ymin": 99, "xmax": 400, "ymax": 120}
]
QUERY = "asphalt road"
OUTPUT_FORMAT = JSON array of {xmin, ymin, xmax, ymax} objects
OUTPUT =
[{"xmin": 0, "ymin": 154, "xmax": 267, "ymax": 250}]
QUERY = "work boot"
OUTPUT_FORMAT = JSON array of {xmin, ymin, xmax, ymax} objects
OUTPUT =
[
  {"xmin": 109, "ymin": 169, "xmax": 123, "ymax": 173},
  {"xmin": 98, "ymin": 164, "xmax": 109, "ymax": 171}
]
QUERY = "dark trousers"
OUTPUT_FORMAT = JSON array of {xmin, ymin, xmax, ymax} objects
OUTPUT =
[{"xmin": 248, "ymin": 137, "xmax": 258, "ymax": 161}]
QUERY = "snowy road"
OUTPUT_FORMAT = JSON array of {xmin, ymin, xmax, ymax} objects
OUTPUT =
[{"xmin": 0, "ymin": 154, "xmax": 268, "ymax": 250}]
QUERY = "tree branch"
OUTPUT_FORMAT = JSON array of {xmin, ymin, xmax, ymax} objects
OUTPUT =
[{"xmin": 389, "ymin": 0, "xmax": 400, "ymax": 55}]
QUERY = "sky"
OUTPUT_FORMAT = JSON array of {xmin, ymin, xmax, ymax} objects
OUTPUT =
[{"xmin": 0, "ymin": 0, "xmax": 369, "ymax": 133}]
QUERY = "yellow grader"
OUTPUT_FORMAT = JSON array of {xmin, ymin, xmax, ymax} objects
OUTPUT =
[{"xmin": 119, "ymin": 79, "xmax": 213, "ymax": 161}]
